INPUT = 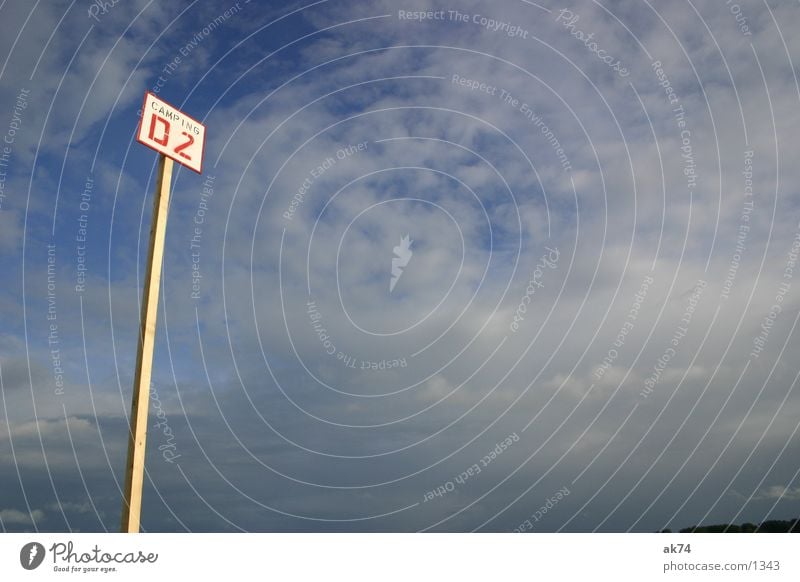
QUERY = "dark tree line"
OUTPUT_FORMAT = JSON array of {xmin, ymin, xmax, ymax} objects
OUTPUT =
[{"xmin": 659, "ymin": 518, "xmax": 800, "ymax": 533}]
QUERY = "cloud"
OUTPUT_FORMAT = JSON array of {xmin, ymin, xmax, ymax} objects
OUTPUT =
[
  {"xmin": 751, "ymin": 486, "xmax": 800, "ymax": 501},
  {"xmin": 0, "ymin": 508, "xmax": 45, "ymax": 525},
  {"xmin": 0, "ymin": 211, "xmax": 22, "ymax": 252},
  {"xmin": 2, "ymin": 0, "xmax": 800, "ymax": 533}
]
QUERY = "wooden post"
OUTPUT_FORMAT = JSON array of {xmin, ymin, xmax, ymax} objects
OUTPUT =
[{"xmin": 121, "ymin": 154, "xmax": 174, "ymax": 533}]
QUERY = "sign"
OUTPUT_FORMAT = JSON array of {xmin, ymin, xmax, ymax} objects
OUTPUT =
[
  {"xmin": 136, "ymin": 91, "xmax": 206, "ymax": 174},
  {"xmin": 123, "ymin": 89, "xmax": 208, "ymax": 532}
]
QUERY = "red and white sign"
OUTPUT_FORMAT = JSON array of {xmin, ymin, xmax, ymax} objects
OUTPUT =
[{"xmin": 136, "ymin": 91, "xmax": 206, "ymax": 174}]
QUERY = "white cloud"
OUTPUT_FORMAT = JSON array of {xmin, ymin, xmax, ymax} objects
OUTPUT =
[
  {"xmin": 3, "ymin": 0, "xmax": 800, "ymax": 532},
  {"xmin": 0, "ymin": 508, "xmax": 45, "ymax": 525}
]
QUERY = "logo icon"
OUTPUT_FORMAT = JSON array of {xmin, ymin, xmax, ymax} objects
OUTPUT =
[
  {"xmin": 390, "ymin": 235, "xmax": 413, "ymax": 292},
  {"xmin": 20, "ymin": 542, "xmax": 45, "ymax": 570}
]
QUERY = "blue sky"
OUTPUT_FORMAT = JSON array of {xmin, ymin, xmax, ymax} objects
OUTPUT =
[{"xmin": 2, "ymin": 0, "xmax": 800, "ymax": 532}]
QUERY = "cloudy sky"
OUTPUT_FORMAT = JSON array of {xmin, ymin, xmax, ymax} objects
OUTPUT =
[{"xmin": 1, "ymin": 0, "xmax": 800, "ymax": 532}]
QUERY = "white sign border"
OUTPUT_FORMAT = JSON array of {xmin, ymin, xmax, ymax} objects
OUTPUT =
[{"xmin": 136, "ymin": 90, "xmax": 207, "ymax": 175}]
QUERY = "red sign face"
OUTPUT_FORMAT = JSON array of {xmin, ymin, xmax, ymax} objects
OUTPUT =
[{"xmin": 136, "ymin": 91, "xmax": 206, "ymax": 174}]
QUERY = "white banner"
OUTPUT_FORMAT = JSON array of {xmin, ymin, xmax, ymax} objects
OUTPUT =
[{"xmin": 1, "ymin": 533, "xmax": 797, "ymax": 580}]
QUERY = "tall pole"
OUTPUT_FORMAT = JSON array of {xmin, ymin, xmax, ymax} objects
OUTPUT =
[{"xmin": 121, "ymin": 154, "xmax": 174, "ymax": 532}]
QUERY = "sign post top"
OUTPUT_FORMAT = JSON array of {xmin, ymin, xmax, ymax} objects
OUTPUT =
[{"xmin": 136, "ymin": 91, "xmax": 206, "ymax": 174}]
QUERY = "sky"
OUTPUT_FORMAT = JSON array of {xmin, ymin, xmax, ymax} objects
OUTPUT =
[{"xmin": 1, "ymin": 0, "xmax": 800, "ymax": 533}]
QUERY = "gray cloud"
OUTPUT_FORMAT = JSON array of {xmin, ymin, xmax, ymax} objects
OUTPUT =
[{"xmin": 1, "ymin": 0, "xmax": 800, "ymax": 533}]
